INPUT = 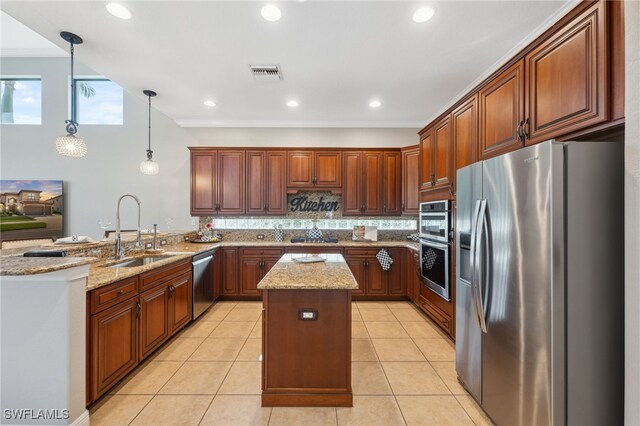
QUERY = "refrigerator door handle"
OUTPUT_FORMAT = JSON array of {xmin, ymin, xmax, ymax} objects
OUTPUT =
[
  {"xmin": 469, "ymin": 199, "xmax": 483, "ymax": 329},
  {"xmin": 474, "ymin": 199, "xmax": 488, "ymax": 333}
]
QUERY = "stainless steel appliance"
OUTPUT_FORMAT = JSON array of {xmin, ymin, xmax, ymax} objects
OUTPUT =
[
  {"xmin": 419, "ymin": 201, "xmax": 452, "ymax": 300},
  {"xmin": 455, "ymin": 140, "xmax": 624, "ymax": 425},
  {"xmin": 419, "ymin": 200, "xmax": 450, "ymax": 243},
  {"xmin": 192, "ymin": 250, "xmax": 215, "ymax": 319}
]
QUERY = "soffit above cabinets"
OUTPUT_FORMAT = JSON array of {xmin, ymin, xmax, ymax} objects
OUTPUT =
[{"xmin": 1, "ymin": 1, "xmax": 573, "ymax": 128}]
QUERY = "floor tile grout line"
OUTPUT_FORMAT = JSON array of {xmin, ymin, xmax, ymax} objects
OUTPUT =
[{"xmin": 452, "ymin": 394, "xmax": 481, "ymax": 425}]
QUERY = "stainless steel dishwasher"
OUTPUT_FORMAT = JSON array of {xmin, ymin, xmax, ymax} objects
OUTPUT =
[{"xmin": 192, "ymin": 250, "xmax": 215, "ymax": 319}]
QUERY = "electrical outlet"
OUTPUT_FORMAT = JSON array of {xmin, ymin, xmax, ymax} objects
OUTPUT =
[
  {"xmin": 257, "ymin": 234, "xmax": 265, "ymax": 240},
  {"xmin": 184, "ymin": 236, "xmax": 190, "ymax": 242},
  {"xmin": 145, "ymin": 242, "xmax": 152, "ymax": 249},
  {"xmin": 160, "ymin": 239, "xmax": 167, "ymax": 246},
  {"xmin": 191, "ymin": 218, "xmax": 197, "ymax": 226}
]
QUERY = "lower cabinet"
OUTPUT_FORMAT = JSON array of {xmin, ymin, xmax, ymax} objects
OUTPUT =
[
  {"xmin": 238, "ymin": 248, "xmax": 284, "ymax": 297},
  {"xmin": 87, "ymin": 260, "xmax": 192, "ymax": 404},
  {"xmin": 406, "ymin": 249, "xmax": 421, "ymax": 303},
  {"xmin": 344, "ymin": 248, "xmax": 405, "ymax": 299}
]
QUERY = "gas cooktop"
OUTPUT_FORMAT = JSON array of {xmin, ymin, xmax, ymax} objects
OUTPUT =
[{"xmin": 290, "ymin": 236, "xmax": 339, "ymax": 244}]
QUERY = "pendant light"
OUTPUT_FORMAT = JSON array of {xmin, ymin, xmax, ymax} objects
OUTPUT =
[
  {"xmin": 55, "ymin": 31, "xmax": 87, "ymax": 157},
  {"xmin": 140, "ymin": 90, "xmax": 159, "ymax": 175}
]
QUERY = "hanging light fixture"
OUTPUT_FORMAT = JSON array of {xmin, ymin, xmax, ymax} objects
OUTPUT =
[
  {"xmin": 55, "ymin": 31, "xmax": 87, "ymax": 158},
  {"xmin": 140, "ymin": 90, "xmax": 159, "ymax": 175}
]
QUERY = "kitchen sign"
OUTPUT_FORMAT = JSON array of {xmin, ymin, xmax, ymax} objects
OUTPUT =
[{"xmin": 289, "ymin": 195, "xmax": 339, "ymax": 213}]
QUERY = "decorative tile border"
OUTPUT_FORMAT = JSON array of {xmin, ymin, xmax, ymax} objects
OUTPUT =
[{"xmin": 201, "ymin": 217, "xmax": 417, "ymax": 231}]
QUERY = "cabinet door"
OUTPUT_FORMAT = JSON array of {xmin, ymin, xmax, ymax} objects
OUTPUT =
[
  {"xmin": 479, "ymin": 59, "xmax": 525, "ymax": 159},
  {"xmin": 383, "ymin": 151, "xmax": 402, "ymax": 215},
  {"xmin": 387, "ymin": 248, "xmax": 406, "ymax": 296},
  {"xmin": 212, "ymin": 249, "xmax": 221, "ymax": 301},
  {"xmin": 453, "ymin": 95, "xmax": 478, "ymax": 173},
  {"xmin": 240, "ymin": 257, "xmax": 262, "ymax": 296},
  {"xmin": 525, "ymin": 2, "xmax": 607, "ymax": 144},
  {"xmin": 139, "ymin": 285, "xmax": 169, "ymax": 359},
  {"xmin": 169, "ymin": 274, "xmax": 192, "ymax": 334},
  {"xmin": 402, "ymin": 148, "xmax": 420, "ymax": 214},
  {"xmin": 419, "ymin": 129, "xmax": 434, "ymax": 190},
  {"xmin": 287, "ymin": 151, "xmax": 314, "ymax": 187},
  {"xmin": 314, "ymin": 152, "xmax": 342, "ymax": 187},
  {"xmin": 218, "ymin": 151, "xmax": 245, "ymax": 214},
  {"xmin": 365, "ymin": 258, "xmax": 387, "ymax": 296},
  {"xmin": 91, "ymin": 298, "xmax": 138, "ymax": 399},
  {"xmin": 363, "ymin": 152, "xmax": 384, "ymax": 215},
  {"xmin": 266, "ymin": 151, "xmax": 287, "ymax": 215},
  {"xmin": 190, "ymin": 150, "xmax": 217, "ymax": 215},
  {"xmin": 342, "ymin": 151, "xmax": 363, "ymax": 216},
  {"xmin": 262, "ymin": 257, "xmax": 280, "ymax": 276},
  {"xmin": 221, "ymin": 247, "xmax": 239, "ymax": 296},
  {"xmin": 246, "ymin": 151, "xmax": 266, "ymax": 215},
  {"xmin": 433, "ymin": 115, "xmax": 453, "ymax": 190},
  {"xmin": 345, "ymin": 258, "xmax": 365, "ymax": 296}
]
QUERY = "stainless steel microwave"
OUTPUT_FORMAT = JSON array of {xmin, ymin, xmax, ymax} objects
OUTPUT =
[{"xmin": 419, "ymin": 201, "xmax": 451, "ymax": 244}]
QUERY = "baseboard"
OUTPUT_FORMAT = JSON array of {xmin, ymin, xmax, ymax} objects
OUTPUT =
[{"xmin": 71, "ymin": 410, "xmax": 90, "ymax": 426}]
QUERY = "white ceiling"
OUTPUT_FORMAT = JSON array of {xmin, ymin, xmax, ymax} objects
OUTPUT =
[{"xmin": 1, "ymin": 1, "xmax": 574, "ymax": 128}]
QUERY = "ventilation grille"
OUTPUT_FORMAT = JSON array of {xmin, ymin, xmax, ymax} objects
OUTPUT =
[{"xmin": 249, "ymin": 65, "xmax": 282, "ymax": 81}]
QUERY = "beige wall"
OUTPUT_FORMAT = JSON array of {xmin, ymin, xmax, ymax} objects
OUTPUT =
[{"xmin": 626, "ymin": 1, "xmax": 640, "ymax": 424}]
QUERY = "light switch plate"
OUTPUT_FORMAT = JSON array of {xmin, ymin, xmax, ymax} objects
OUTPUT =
[
  {"xmin": 160, "ymin": 239, "xmax": 167, "ymax": 246},
  {"xmin": 145, "ymin": 242, "xmax": 152, "ymax": 249}
]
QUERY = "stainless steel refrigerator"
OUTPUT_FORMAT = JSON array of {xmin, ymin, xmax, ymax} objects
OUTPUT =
[{"xmin": 455, "ymin": 140, "xmax": 624, "ymax": 426}]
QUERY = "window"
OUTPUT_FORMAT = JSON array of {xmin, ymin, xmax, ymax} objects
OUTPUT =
[
  {"xmin": 0, "ymin": 78, "xmax": 42, "ymax": 124},
  {"xmin": 74, "ymin": 78, "xmax": 123, "ymax": 125}
]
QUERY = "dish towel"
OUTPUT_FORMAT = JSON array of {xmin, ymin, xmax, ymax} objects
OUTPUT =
[
  {"xmin": 55, "ymin": 235, "xmax": 94, "ymax": 244},
  {"xmin": 376, "ymin": 248, "xmax": 394, "ymax": 271}
]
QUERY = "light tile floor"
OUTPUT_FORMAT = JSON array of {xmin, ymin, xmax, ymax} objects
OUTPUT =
[{"xmin": 90, "ymin": 301, "xmax": 493, "ymax": 425}]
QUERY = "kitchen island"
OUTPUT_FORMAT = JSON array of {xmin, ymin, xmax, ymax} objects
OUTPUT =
[{"xmin": 258, "ymin": 253, "xmax": 358, "ymax": 407}]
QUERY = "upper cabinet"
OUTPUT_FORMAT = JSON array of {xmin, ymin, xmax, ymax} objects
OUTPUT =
[
  {"xmin": 342, "ymin": 150, "xmax": 402, "ymax": 216},
  {"xmin": 419, "ymin": 128, "xmax": 434, "ymax": 191},
  {"xmin": 287, "ymin": 151, "xmax": 342, "ymax": 189},
  {"xmin": 479, "ymin": 59, "xmax": 525, "ymax": 160},
  {"xmin": 401, "ymin": 146, "xmax": 419, "ymax": 215},
  {"xmin": 524, "ymin": 1, "xmax": 607, "ymax": 144},
  {"xmin": 419, "ymin": 115, "xmax": 453, "ymax": 195},
  {"xmin": 246, "ymin": 151, "xmax": 287, "ymax": 215},
  {"xmin": 453, "ymin": 95, "xmax": 478, "ymax": 173},
  {"xmin": 190, "ymin": 149, "xmax": 245, "ymax": 215}
]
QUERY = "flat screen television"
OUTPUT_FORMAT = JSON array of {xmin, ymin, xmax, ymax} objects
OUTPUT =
[{"xmin": 0, "ymin": 180, "xmax": 64, "ymax": 243}]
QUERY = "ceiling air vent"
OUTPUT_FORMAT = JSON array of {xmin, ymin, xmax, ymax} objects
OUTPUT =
[{"xmin": 249, "ymin": 64, "xmax": 282, "ymax": 81}]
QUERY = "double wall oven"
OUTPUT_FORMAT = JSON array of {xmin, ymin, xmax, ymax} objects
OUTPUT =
[{"xmin": 419, "ymin": 201, "xmax": 452, "ymax": 301}]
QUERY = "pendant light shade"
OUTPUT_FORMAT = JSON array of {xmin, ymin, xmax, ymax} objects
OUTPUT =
[
  {"xmin": 57, "ymin": 31, "xmax": 86, "ymax": 157},
  {"xmin": 140, "ymin": 90, "xmax": 159, "ymax": 175}
]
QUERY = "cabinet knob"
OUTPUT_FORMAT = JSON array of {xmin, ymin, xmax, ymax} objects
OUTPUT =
[{"xmin": 117, "ymin": 289, "xmax": 125, "ymax": 295}]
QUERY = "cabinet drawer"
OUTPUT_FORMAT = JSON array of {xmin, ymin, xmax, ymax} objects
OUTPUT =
[
  {"xmin": 344, "ymin": 247, "xmax": 383, "ymax": 257},
  {"xmin": 239, "ymin": 248, "xmax": 284, "ymax": 257},
  {"xmin": 417, "ymin": 295, "xmax": 452, "ymax": 335},
  {"xmin": 140, "ymin": 258, "xmax": 191, "ymax": 292},
  {"xmin": 91, "ymin": 277, "xmax": 138, "ymax": 314}
]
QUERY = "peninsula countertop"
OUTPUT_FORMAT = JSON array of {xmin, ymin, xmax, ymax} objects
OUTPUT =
[{"xmin": 257, "ymin": 253, "xmax": 358, "ymax": 290}]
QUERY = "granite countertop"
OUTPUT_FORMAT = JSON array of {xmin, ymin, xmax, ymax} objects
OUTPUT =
[
  {"xmin": 257, "ymin": 253, "xmax": 358, "ymax": 290},
  {"xmin": 0, "ymin": 256, "xmax": 98, "ymax": 276},
  {"xmin": 1, "ymin": 239, "xmax": 418, "ymax": 289}
]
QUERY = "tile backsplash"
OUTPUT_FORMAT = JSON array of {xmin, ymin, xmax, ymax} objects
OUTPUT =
[{"xmin": 199, "ymin": 217, "xmax": 417, "ymax": 231}]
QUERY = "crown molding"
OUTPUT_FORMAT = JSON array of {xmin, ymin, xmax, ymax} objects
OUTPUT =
[{"xmin": 176, "ymin": 120, "xmax": 423, "ymax": 129}]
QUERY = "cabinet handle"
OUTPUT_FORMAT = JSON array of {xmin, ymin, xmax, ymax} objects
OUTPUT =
[
  {"xmin": 383, "ymin": 204, "xmax": 386, "ymax": 212},
  {"xmin": 448, "ymin": 186, "xmax": 454, "ymax": 197},
  {"xmin": 136, "ymin": 302, "xmax": 141, "ymax": 317},
  {"xmin": 523, "ymin": 118, "xmax": 530, "ymax": 140},
  {"xmin": 263, "ymin": 204, "xmax": 267, "ymax": 211},
  {"xmin": 430, "ymin": 174, "xmax": 436, "ymax": 186},
  {"xmin": 168, "ymin": 285, "xmax": 175, "ymax": 297},
  {"xmin": 364, "ymin": 260, "xmax": 368, "ymax": 268},
  {"xmin": 117, "ymin": 289, "xmax": 125, "ymax": 295},
  {"xmin": 516, "ymin": 120, "xmax": 523, "ymax": 142}
]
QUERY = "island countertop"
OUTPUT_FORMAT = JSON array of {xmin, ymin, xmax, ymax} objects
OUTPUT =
[{"xmin": 257, "ymin": 253, "xmax": 358, "ymax": 290}]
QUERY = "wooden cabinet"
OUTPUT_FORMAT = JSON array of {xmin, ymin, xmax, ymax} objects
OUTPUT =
[
  {"xmin": 246, "ymin": 151, "xmax": 287, "ymax": 215},
  {"xmin": 419, "ymin": 128, "xmax": 434, "ymax": 190},
  {"xmin": 238, "ymin": 248, "xmax": 284, "ymax": 297},
  {"xmin": 169, "ymin": 273, "xmax": 193, "ymax": 333},
  {"xmin": 139, "ymin": 285, "xmax": 169, "ymax": 359},
  {"xmin": 343, "ymin": 150, "xmax": 402, "ymax": 216},
  {"xmin": 401, "ymin": 146, "xmax": 419, "ymax": 215},
  {"xmin": 345, "ymin": 248, "xmax": 405, "ymax": 299},
  {"xmin": 90, "ymin": 297, "xmax": 138, "ymax": 400},
  {"xmin": 479, "ymin": 59, "xmax": 525, "ymax": 159},
  {"xmin": 453, "ymin": 95, "xmax": 478, "ymax": 173},
  {"xmin": 525, "ymin": 1, "xmax": 607, "ymax": 144},
  {"xmin": 189, "ymin": 149, "xmax": 245, "ymax": 215},
  {"xmin": 287, "ymin": 151, "xmax": 342, "ymax": 189},
  {"xmin": 406, "ymin": 249, "xmax": 421, "ymax": 303},
  {"xmin": 221, "ymin": 247, "xmax": 239, "ymax": 296}
]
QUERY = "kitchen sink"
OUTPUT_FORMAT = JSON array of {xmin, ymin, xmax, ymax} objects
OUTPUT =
[{"xmin": 104, "ymin": 254, "xmax": 178, "ymax": 268}]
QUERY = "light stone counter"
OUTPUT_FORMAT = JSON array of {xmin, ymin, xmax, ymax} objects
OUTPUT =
[
  {"xmin": 0, "ymin": 256, "xmax": 98, "ymax": 276},
  {"xmin": 257, "ymin": 253, "xmax": 358, "ymax": 290}
]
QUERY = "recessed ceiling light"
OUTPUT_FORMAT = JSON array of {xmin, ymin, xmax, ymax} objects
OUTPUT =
[
  {"xmin": 261, "ymin": 5, "xmax": 282, "ymax": 22},
  {"xmin": 413, "ymin": 6, "xmax": 435, "ymax": 23},
  {"xmin": 204, "ymin": 100, "xmax": 216, "ymax": 107},
  {"xmin": 106, "ymin": 3, "xmax": 132, "ymax": 20},
  {"xmin": 369, "ymin": 100, "xmax": 382, "ymax": 108},
  {"xmin": 287, "ymin": 100, "xmax": 299, "ymax": 107}
]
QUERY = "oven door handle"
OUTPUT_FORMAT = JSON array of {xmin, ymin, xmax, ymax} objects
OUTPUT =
[
  {"xmin": 469, "ymin": 200, "xmax": 483, "ymax": 329},
  {"xmin": 473, "ymin": 199, "xmax": 488, "ymax": 333},
  {"xmin": 420, "ymin": 239, "xmax": 449, "ymax": 250}
]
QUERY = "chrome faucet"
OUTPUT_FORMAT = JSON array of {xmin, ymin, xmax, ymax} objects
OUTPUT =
[
  {"xmin": 152, "ymin": 224, "xmax": 157, "ymax": 250},
  {"xmin": 115, "ymin": 194, "xmax": 142, "ymax": 259}
]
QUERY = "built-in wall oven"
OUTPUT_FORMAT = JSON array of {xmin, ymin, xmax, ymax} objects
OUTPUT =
[{"xmin": 419, "ymin": 201, "xmax": 452, "ymax": 301}]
